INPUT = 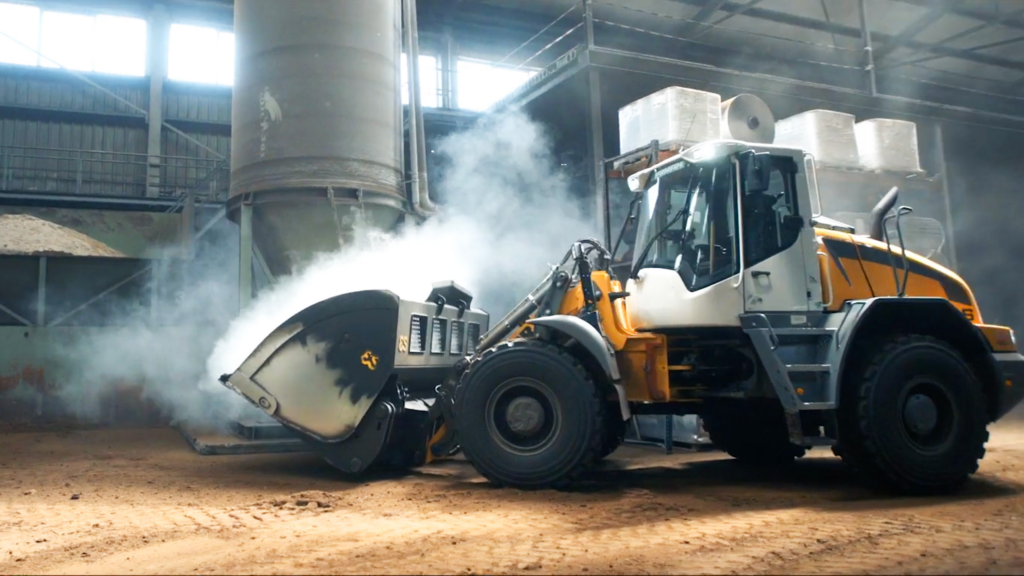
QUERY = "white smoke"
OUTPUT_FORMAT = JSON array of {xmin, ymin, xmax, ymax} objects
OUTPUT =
[
  {"xmin": 203, "ymin": 109, "xmax": 597, "ymax": 386},
  {"xmin": 54, "ymin": 110, "xmax": 598, "ymax": 430},
  {"xmin": 51, "ymin": 223, "xmax": 254, "ymax": 429}
]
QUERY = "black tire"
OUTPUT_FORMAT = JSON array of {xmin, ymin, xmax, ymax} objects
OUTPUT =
[
  {"xmin": 454, "ymin": 339, "xmax": 606, "ymax": 489},
  {"xmin": 702, "ymin": 399, "xmax": 807, "ymax": 466},
  {"xmin": 598, "ymin": 402, "xmax": 627, "ymax": 460},
  {"xmin": 837, "ymin": 334, "xmax": 989, "ymax": 495}
]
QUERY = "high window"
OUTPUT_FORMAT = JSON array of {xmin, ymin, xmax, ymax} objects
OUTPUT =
[
  {"xmin": 0, "ymin": 3, "xmax": 146, "ymax": 76},
  {"xmin": 456, "ymin": 58, "xmax": 536, "ymax": 112},
  {"xmin": 168, "ymin": 23, "xmax": 234, "ymax": 85}
]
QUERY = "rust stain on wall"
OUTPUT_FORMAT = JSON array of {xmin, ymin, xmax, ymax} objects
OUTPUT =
[{"xmin": 0, "ymin": 365, "xmax": 53, "ymax": 394}]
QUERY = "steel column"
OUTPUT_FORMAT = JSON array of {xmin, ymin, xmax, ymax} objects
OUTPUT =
[
  {"xmin": 933, "ymin": 123, "xmax": 959, "ymax": 272},
  {"xmin": 181, "ymin": 190, "xmax": 195, "ymax": 259},
  {"xmin": 150, "ymin": 261, "xmax": 160, "ymax": 321},
  {"xmin": 239, "ymin": 200, "xmax": 254, "ymax": 311},
  {"xmin": 858, "ymin": 0, "xmax": 878, "ymax": 97},
  {"xmin": 584, "ymin": 0, "xmax": 595, "ymax": 49},
  {"xmin": 442, "ymin": 28, "xmax": 458, "ymax": 109},
  {"xmin": 36, "ymin": 257, "xmax": 46, "ymax": 326},
  {"xmin": 253, "ymin": 244, "xmax": 276, "ymax": 286},
  {"xmin": 586, "ymin": 68, "xmax": 608, "ymax": 245},
  {"xmin": 147, "ymin": 5, "xmax": 169, "ymax": 197}
]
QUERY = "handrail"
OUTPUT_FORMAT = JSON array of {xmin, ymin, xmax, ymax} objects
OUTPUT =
[
  {"xmin": 0, "ymin": 145, "xmax": 229, "ymax": 200},
  {"xmin": 817, "ymin": 248, "xmax": 835, "ymax": 308},
  {"xmin": 882, "ymin": 206, "xmax": 915, "ymax": 297},
  {"xmin": 731, "ymin": 156, "xmax": 745, "ymax": 289}
]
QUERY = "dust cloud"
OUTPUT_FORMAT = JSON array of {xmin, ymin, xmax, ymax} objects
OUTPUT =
[
  {"xmin": 55, "ymin": 110, "xmax": 597, "ymax": 430},
  {"xmin": 53, "ymin": 223, "xmax": 261, "ymax": 430},
  {"xmin": 202, "ymin": 109, "xmax": 597, "ymax": 388}
]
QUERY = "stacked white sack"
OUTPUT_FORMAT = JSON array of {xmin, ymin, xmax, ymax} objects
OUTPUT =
[
  {"xmin": 774, "ymin": 110, "xmax": 860, "ymax": 169},
  {"xmin": 854, "ymin": 118, "xmax": 923, "ymax": 173},
  {"xmin": 618, "ymin": 86, "xmax": 722, "ymax": 153}
]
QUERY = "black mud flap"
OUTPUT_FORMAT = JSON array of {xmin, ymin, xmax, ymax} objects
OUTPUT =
[{"xmin": 220, "ymin": 290, "xmax": 403, "ymax": 470}]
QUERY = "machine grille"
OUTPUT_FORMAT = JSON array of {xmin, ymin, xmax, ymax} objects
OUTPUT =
[
  {"xmin": 431, "ymin": 318, "xmax": 448, "ymax": 355},
  {"xmin": 450, "ymin": 321, "xmax": 465, "ymax": 355},
  {"xmin": 467, "ymin": 322, "xmax": 481, "ymax": 351},
  {"xmin": 409, "ymin": 314, "xmax": 427, "ymax": 354}
]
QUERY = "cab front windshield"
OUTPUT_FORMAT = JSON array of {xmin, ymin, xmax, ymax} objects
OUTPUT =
[{"xmin": 632, "ymin": 157, "xmax": 739, "ymax": 292}]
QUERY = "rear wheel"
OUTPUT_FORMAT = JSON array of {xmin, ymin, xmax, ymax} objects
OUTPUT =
[
  {"xmin": 455, "ymin": 339, "xmax": 606, "ymax": 489},
  {"xmin": 702, "ymin": 399, "xmax": 806, "ymax": 466},
  {"xmin": 837, "ymin": 334, "xmax": 989, "ymax": 495}
]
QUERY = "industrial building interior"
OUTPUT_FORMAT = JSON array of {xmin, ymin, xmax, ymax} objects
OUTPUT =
[{"xmin": 2, "ymin": 0, "xmax": 1024, "ymax": 573}]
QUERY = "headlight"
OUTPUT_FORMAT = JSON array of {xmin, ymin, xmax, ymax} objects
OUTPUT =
[{"xmin": 1011, "ymin": 330, "xmax": 1017, "ymax": 347}]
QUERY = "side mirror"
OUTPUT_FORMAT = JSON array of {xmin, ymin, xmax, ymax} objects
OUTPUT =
[{"xmin": 740, "ymin": 150, "xmax": 772, "ymax": 194}]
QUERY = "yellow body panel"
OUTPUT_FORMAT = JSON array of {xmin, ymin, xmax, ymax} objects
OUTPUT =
[
  {"xmin": 979, "ymin": 325, "xmax": 1016, "ymax": 353},
  {"xmin": 524, "ymin": 234, "xmax": 1000, "ymax": 405},
  {"xmin": 815, "ymin": 228, "xmax": 981, "ymax": 322},
  {"xmin": 523, "ymin": 271, "xmax": 670, "ymax": 402}
]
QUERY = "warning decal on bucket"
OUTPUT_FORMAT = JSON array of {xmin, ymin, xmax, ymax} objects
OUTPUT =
[{"xmin": 361, "ymin": 350, "xmax": 379, "ymax": 371}]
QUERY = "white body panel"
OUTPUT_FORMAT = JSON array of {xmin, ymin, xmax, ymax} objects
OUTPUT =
[
  {"xmin": 626, "ymin": 268, "xmax": 744, "ymax": 329},
  {"xmin": 743, "ymin": 152, "xmax": 822, "ymax": 313},
  {"xmin": 743, "ymin": 246, "xmax": 814, "ymax": 312}
]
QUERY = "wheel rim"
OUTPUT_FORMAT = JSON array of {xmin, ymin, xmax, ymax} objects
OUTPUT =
[
  {"xmin": 485, "ymin": 377, "xmax": 561, "ymax": 456},
  {"xmin": 897, "ymin": 378, "xmax": 958, "ymax": 454}
]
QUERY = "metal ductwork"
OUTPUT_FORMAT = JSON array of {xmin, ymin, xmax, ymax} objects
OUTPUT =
[
  {"xmin": 403, "ymin": 0, "xmax": 435, "ymax": 214},
  {"xmin": 230, "ymin": 0, "xmax": 408, "ymax": 277}
]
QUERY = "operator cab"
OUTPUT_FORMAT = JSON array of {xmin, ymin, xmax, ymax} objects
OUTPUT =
[{"xmin": 620, "ymin": 141, "xmax": 823, "ymax": 330}]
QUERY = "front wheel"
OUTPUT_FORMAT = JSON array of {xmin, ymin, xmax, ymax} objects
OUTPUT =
[
  {"xmin": 837, "ymin": 334, "xmax": 989, "ymax": 495},
  {"xmin": 454, "ymin": 339, "xmax": 606, "ymax": 489}
]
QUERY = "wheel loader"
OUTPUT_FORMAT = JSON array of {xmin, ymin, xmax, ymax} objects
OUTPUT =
[{"xmin": 221, "ymin": 139, "xmax": 1024, "ymax": 495}]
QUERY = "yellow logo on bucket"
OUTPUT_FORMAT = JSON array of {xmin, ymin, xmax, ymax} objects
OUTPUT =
[{"xmin": 361, "ymin": 350, "xmax": 379, "ymax": 371}]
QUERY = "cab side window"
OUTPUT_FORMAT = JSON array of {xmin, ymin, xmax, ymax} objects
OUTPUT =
[{"xmin": 743, "ymin": 156, "xmax": 801, "ymax": 268}]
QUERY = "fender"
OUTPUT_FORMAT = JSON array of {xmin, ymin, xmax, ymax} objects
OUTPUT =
[
  {"xmin": 828, "ymin": 297, "xmax": 1000, "ymax": 414},
  {"xmin": 527, "ymin": 315, "xmax": 630, "ymax": 420}
]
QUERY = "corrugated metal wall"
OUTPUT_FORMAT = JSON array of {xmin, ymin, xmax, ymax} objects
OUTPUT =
[
  {"xmin": 161, "ymin": 84, "xmax": 231, "ymax": 198},
  {"xmin": 163, "ymin": 89, "xmax": 232, "ymax": 125},
  {"xmin": 0, "ymin": 119, "xmax": 149, "ymax": 196},
  {"xmin": 0, "ymin": 66, "xmax": 231, "ymax": 199},
  {"xmin": 0, "ymin": 69, "xmax": 148, "ymax": 116}
]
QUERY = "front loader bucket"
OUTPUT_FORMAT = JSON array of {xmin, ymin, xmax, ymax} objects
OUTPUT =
[
  {"xmin": 221, "ymin": 290, "xmax": 410, "ymax": 474},
  {"xmin": 220, "ymin": 284, "xmax": 490, "ymax": 475}
]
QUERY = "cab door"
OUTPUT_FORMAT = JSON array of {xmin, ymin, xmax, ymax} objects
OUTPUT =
[{"xmin": 740, "ymin": 155, "xmax": 818, "ymax": 313}]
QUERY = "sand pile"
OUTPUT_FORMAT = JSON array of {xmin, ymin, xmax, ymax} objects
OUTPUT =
[{"xmin": 0, "ymin": 214, "xmax": 126, "ymax": 257}]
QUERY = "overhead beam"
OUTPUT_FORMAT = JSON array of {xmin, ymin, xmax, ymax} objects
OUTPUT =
[
  {"xmin": 880, "ymin": 6, "xmax": 1024, "ymax": 70},
  {"xmin": 1007, "ymin": 75, "xmax": 1024, "ymax": 93},
  {"xmin": 694, "ymin": 0, "xmax": 766, "ymax": 38},
  {"xmin": 665, "ymin": 0, "xmax": 1024, "ymax": 74},
  {"xmin": 676, "ymin": 0, "xmax": 731, "ymax": 37},
  {"xmin": 587, "ymin": 46, "xmax": 1024, "ymax": 133},
  {"xmin": 872, "ymin": 0, "xmax": 960, "ymax": 62},
  {"xmin": 893, "ymin": 0, "xmax": 1024, "ymax": 33}
]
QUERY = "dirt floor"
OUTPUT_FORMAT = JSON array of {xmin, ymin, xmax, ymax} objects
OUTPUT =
[{"xmin": 2, "ymin": 416, "xmax": 1024, "ymax": 575}]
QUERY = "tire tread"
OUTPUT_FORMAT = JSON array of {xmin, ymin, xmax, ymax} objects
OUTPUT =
[
  {"xmin": 455, "ymin": 338, "xmax": 606, "ymax": 489},
  {"xmin": 839, "ymin": 333, "xmax": 989, "ymax": 495}
]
